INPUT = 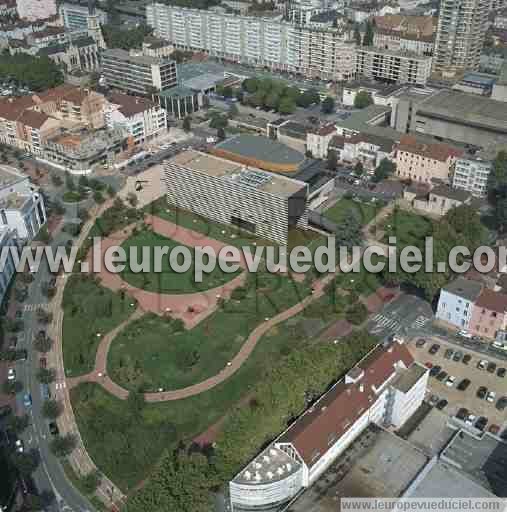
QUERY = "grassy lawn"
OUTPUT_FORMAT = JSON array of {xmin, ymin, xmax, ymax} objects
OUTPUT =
[
  {"xmin": 382, "ymin": 210, "xmax": 433, "ymax": 249},
  {"xmin": 120, "ymin": 230, "xmax": 241, "ymax": 294},
  {"xmin": 324, "ymin": 198, "xmax": 382, "ymax": 226},
  {"xmin": 107, "ymin": 272, "xmax": 310, "ymax": 392},
  {"xmin": 145, "ymin": 198, "xmax": 277, "ymax": 249},
  {"xmin": 72, "ymin": 267, "xmax": 382, "ymax": 491},
  {"xmin": 62, "ymin": 275, "xmax": 136, "ymax": 377}
]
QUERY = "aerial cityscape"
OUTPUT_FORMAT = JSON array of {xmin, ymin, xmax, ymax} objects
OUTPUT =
[{"xmin": 1, "ymin": 0, "xmax": 507, "ymax": 511}]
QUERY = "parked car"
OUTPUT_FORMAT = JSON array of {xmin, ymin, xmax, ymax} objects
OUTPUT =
[
  {"xmin": 477, "ymin": 386, "xmax": 488, "ymax": 399},
  {"xmin": 415, "ymin": 338, "xmax": 426, "ymax": 348},
  {"xmin": 429, "ymin": 365, "xmax": 441, "ymax": 377},
  {"xmin": 40, "ymin": 383, "xmax": 50, "ymax": 401},
  {"xmin": 15, "ymin": 349, "xmax": 27, "ymax": 362},
  {"xmin": 476, "ymin": 416, "xmax": 488, "ymax": 431},
  {"xmin": 458, "ymin": 330, "xmax": 473, "ymax": 339},
  {"xmin": 15, "ymin": 439, "xmax": 24, "ymax": 453},
  {"xmin": 457, "ymin": 378, "xmax": 471, "ymax": 391},
  {"xmin": 492, "ymin": 341, "xmax": 507, "ymax": 351},
  {"xmin": 465, "ymin": 414, "xmax": 477, "ymax": 426},
  {"xmin": 425, "ymin": 362, "xmax": 433, "ymax": 369},
  {"xmin": 497, "ymin": 367, "xmax": 506, "ymax": 378},
  {"xmin": 429, "ymin": 344, "xmax": 440, "ymax": 355},
  {"xmin": 477, "ymin": 359, "xmax": 488, "ymax": 370},
  {"xmin": 436, "ymin": 370, "xmax": 448, "ymax": 381},
  {"xmin": 487, "ymin": 362, "xmax": 497, "ymax": 373},
  {"xmin": 444, "ymin": 348, "xmax": 454, "ymax": 360},
  {"xmin": 23, "ymin": 393, "xmax": 32, "ymax": 408},
  {"xmin": 428, "ymin": 394, "xmax": 440, "ymax": 406},
  {"xmin": 489, "ymin": 424, "xmax": 500, "ymax": 435},
  {"xmin": 496, "ymin": 396, "xmax": 507, "ymax": 411},
  {"xmin": 7, "ymin": 368, "xmax": 15, "ymax": 381},
  {"xmin": 487, "ymin": 391, "xmax": 496, "ymax": 403},
  {"xmin": 456, "ymin": 408, "xmax": 468, "ymax": 420},
  {"xmin": 453, "ymin": 350, "xmax": 463, "ymax": 362},
  {"xmin": 445, "ymin": 376, "xmax": 456, "ymax": 387},
  {"xmin": 436, "ymin": 399, "xmax": 448, "ymax": 410},
  {"xmin": 462, "ymin": 354, "xmax": 472, "ymax": 365},
  {"xmin": 48, "ymin": 421, "xmax": 59, "ymax": 436}
]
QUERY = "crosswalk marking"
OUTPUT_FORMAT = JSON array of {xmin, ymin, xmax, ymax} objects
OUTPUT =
[
  {"xmin": 23, "ymin": 303, "xmax": 48, "ymax": 312},
  {"xmin": 411, "ymin": 315, "xmax": 430, "ymax": 329},
  {"xmin": 370, "ymin": 314, "xmax": 402, "ymax": 333}
]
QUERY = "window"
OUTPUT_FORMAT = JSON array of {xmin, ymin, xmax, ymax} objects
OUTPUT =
[
  {"xmin": 328, "ymin": 433, "xmax": 337, "ymax": 446},
  {"xmin": 311, "ymin": 450, "xmax": 321, "ymax": 463}
]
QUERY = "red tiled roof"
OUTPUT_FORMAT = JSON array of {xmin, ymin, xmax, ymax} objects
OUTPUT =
[
  {"xmin": 17, "ymin": 109, "xmax": 50, "ymax": 129},
  {"xmin": 475, "ymin": 289, "xmax": 507, "ymax": 313},
  {"xmin": 0, "ymin": 96, "xmax": 36, "ymax": 121},
  {"xmin": 397, "ymin": 135, "xmax": 463, "ymax": 162},
  {"xmin": 317, "ymin": 124, "xmax": 336, "ymax": 136},
  {"xmin": 279, "ymin": 342, "xmax": 414, "ymax": 467}
]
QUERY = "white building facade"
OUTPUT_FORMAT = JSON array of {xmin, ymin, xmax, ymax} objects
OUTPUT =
[
  {"xmin": 230, "ymin": 340, "xmax": 428, "ymax": 511},
  {"xmin": 16, "ymin": 0, "xmax": 57, "ymax": 21},
  {"xmin": 0, "ymin": 227, "xmax": 18, "ymax": 305},
  {"xmin": 0, "ymin": 165, "xmax": 47, "ymax": 241},
  {"xmin": 452, "ymin": 156, "xmax": 492, "ymax": 198}
]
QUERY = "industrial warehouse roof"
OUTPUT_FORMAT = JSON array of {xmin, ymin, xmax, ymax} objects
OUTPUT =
[
  {"xmin": 169, "ymin": 150, "xmax": 307, "ymax": 197},
  {"xmin": 214, "ymin": 134, "xmax": 305, "ymax": 166},
  {"xmin": 417, "ymin": 89, "xmax": 507, "ymax": 133}
]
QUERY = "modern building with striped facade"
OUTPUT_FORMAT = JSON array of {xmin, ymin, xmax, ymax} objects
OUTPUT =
[{"xmin": 163, "ymin": 150, "xmax": 309, "ymax": 245}]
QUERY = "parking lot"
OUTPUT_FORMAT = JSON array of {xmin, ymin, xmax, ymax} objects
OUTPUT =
[{"xmin": 408, "ymin": 337, "xmax": 507, "ymax": 433}]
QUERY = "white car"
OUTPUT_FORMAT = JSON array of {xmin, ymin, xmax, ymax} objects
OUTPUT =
[
  {"xmin": 7, "ymin": 368, "xmax": 15, "ymax": 381},
  {"xmin": 492, "ymin": 341, "xmax": 507, "ymax": 351},
  {"xmin": 477, "ymin": 359, "xmax": 488, "ymax": 370},
  {"xmin": 15, "ymin": 439, "xmax": 24, "ymax": 453},
  {"xmin": 465, "ymin": 414, "xmax": 476, "ymax": 426},
  {"xmin": 445, "ymin": 376, "xmax": 456, "ymax": 387},
  {"xmin": 458, "ymin": 330, "xmax": 473, "ymax": 339},
  {"xmin": 487, "ymin": 391, "xmax": 496, "ymax": 403}
]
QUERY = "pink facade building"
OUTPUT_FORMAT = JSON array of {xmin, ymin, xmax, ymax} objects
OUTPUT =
[
  {"xmin": 470, "ymin": 289, "xmax": 507, "ymax": 339},
  {"xmin": 16, "ymin": 0, "xmax": 57, "ymax": 21}
]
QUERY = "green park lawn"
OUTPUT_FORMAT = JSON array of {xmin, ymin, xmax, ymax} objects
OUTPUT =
[
  {"xmin": 382, "ymin": 210, "xmax": 433, "ymax": 248},
  {"xmin": 107, "ymin": 271, "xmax": 310, "ymax": 392},
  {"xmin": 72, "ymin": 266, "xmax": 382, "ymax": 491},
  {"xmin": 119, "ymin": 230, "xmax": 241, "ymax": 294},
  {"xmin": 324, "ymin": 198, "xmax": 382, "ymax": 226},
  {"xmin": 62, "ymin": 275, "xmax": 136, "ymax": 377}
]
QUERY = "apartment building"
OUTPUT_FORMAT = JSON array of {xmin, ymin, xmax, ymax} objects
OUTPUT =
[
  {"xmin": 355, "ymin": 47, "xmax": 432, "ymax": 85},
  {"xmin": 395, "ymin": 135, "xmax": 463, "ymax": 184},
  {"xmin": 433, "ymin": 0, "xmax": 489, "ymax": 76},
  {"xmin": 342, "ymin": 133, "xmax": 395, "ymax": 169},
  {"xmin": 104, "ymin": 92, "xmax": 167, "ymax": 145},
  {"xmin": 373, "ymin": 30, "xmax": 434, "ymax": 56},
  {"xmin": 0, "ymin": 227, "xmax": 17, "ymax": 304},
  {"xmin": 25, "ymin": 26, "xmax": 67, "ymax": 49},
  {"xmin": 470, "ymin": 289, "xmax": 507, "ymax": 339},
  {"xmin": 59, "ymin": 1, "xmax": 107, "ymax": 31},
  {"xmin": 146, "ymin": 3, "xmax": 355, "ymax": 81},
  {"xmin": 452, "ymin": 155, "xmax": 492, "ymax": 198},
  {"xmin": 32, "ymin": 84, "xmax": 106, "ymax": 129},
  {"xmin": 0, "ymin": 165, "xmax": 47, "ymax": 240},
  {"xmin": 494, "ymin": 9, "xmax": 507, "ymax": 29},
  {"xmin": 16, "ymin": 0, "xmax": 57, "ymax": 21},
  {"xmin": 101, "ymin": 49, "xmax": 178, "ymax": 96},
  {"xmin": 436, "ymin": 277, "xmax": 483, "ymax": 330},
  {"xmin": 164, "ymin": 150, "xmax": 309, "ymax": 245},
  {"xmin": 230, "ymin": 339, "xmax": 428, "ymax": 511},
  {"xmin": 306, "ymin": 124, "xmax": 336, "ymax": 158}
]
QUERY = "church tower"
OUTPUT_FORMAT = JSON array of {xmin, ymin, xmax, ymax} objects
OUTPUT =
[{"xmin": 87, "ymin": 0, "xmax": 106, "ymax": 50}]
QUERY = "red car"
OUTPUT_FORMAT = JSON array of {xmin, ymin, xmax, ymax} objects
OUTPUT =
[
  {"xmin": 39, "ymin": 357, "xmax": 47, "ymax": 369},
  {"xmin": 425, "ymin": 362, "xmax": 433, "ymax": 368}
]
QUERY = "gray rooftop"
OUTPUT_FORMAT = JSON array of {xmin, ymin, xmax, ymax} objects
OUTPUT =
[
  {"xmin": 406, "ymin": 461, "xmax": 496, "ymax": 498},
  {"xmin": 335, "ymin": 104, "xmax": 392, "ymax": 132},
  {"xmin": 102, "ymin": 48, "xmax": 173, "ymax": 66},
  {"xmin": 417, "ymin": 89, "xmax": 507, "ymax": 133},
  {"xmin": 430, "ymin": 185, "xmax": 471, "ymax": 202},
  {"xmin": 215, "ymin": 134, "xmax": 305, "ymax": 166},
  {"xmin": 441, "ymin": 431, "xmax": 507, "ymax": 497},
  {"xmin": 390, "ymin": 363, "xmax": 427, "ymax": 393},
  {"xmin": 442, "ymin": 277, "xmax": 483, "ymax": 302}
]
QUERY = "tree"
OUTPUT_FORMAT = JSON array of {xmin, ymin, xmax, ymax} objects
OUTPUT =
[
  {"xmin": 93, "ymin": 191, "xmax": 105, "ymax": 204},
  {"xmin": 217, "ymin": 127, "xmax": 226, "ymax": 140},
  {"xmin": 363, "ymin": 20, "xmax": 374, "ymax": 46},
  {"xmin": 65, "ymin": 172, "xmax": 75, "ymax": 191},
  {"xmin": 2, "ymin": 379, "xmax": 23, "ymax": 395},
  {"xmin": 7, "ymin": 414, "xmax": 30, "ymax": 434},
  {"xmin": 242, "ymin": 77, "xmax": 259, "ymax": 93},
  {"xmin": 334, "ymin": 209, "xmax": 362, "ymax": 248},
  {"xmin": 346, "ymin": 302, "xmax": 368, "ymax": 325},
  {"xmin": 488, "ymin": 151, "xmax": 507, "ymax": 232},
  {"xmin": 81, "ymin": 470, "xmax": 102, "ymax": 494},
  {"xmin": 107, "ymin": 185, "xmax": 116, "ymax": 197},
  {"xmin": 50, "ymin": 434, "xmax": 77, "ymax": 457},
  {"xmin": 127, "ymin": 192, "xmax": 138, "ymax": 207},
  {"xmin": 228, "ymin": 103, "xmax": 239, "ymax": 118},
  {"xmin": 278, "ymin": 97, "xmax": 296, "ymax": 114},
  {"xmin": 34, "ymin": 335, "xmax": 53, "ymax": 353},
  {"xmin": 354, "ymin": 24, "xmax": 362, "ymax": 45},
  {"xmin": 78, "ymin": 175, "xmax": 89, "ymax": 188},
  {"xmin": 265, "ymin": 91, "xmax": 280, "ymax": 110},
  {"xmin": 297, "ymin": 88, "xmax": 320, "ymax": 108},
  {"xmin": 101, "ymin": 24, "xmax": 151, "ymax": 51},
  {"xmin": 42, "ymin": 399, "xmax": 63, "ymax": 420},
  {"xmin": 321, "ymin": 96, "xmax": 335, "ymax": 114},
  {"xmin": 373, "ymin": 158, "xmax": 396, "ymax": 182},
  {"xmin": 327, "ymin": 149, "xmax": 338, "ymax": 171},
  {"xmin": 182, "ymin": 116, "xmax": 191, "ymax": 132},
  {"xmin": 209, "ymin": 114, "xmax": 228, "ymax": 129},
  {"xmin": 36, "ymin": 368, "xmax": 56, "ymax": 384},
  {"xmin": 354, "ymin": 161, "xmax": 364, "ymax": 177},
  {"xmin": 354, "ymin": 90, "xmax": 373, "ymax": 109},
  {"xmin": 10, "ymin": 452, "xmax": 39, "ymax": 475}
]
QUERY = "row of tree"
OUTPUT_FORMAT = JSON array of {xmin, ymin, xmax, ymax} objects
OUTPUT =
[{"xmin": 125, "ymin": 331, "xmax": 378, "ymax": 512}]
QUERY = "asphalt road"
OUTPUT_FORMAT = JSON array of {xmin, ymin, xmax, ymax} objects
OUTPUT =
[{"xmin": 14, "ymin": 216, "xmax": 95, "ymax": 512}]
